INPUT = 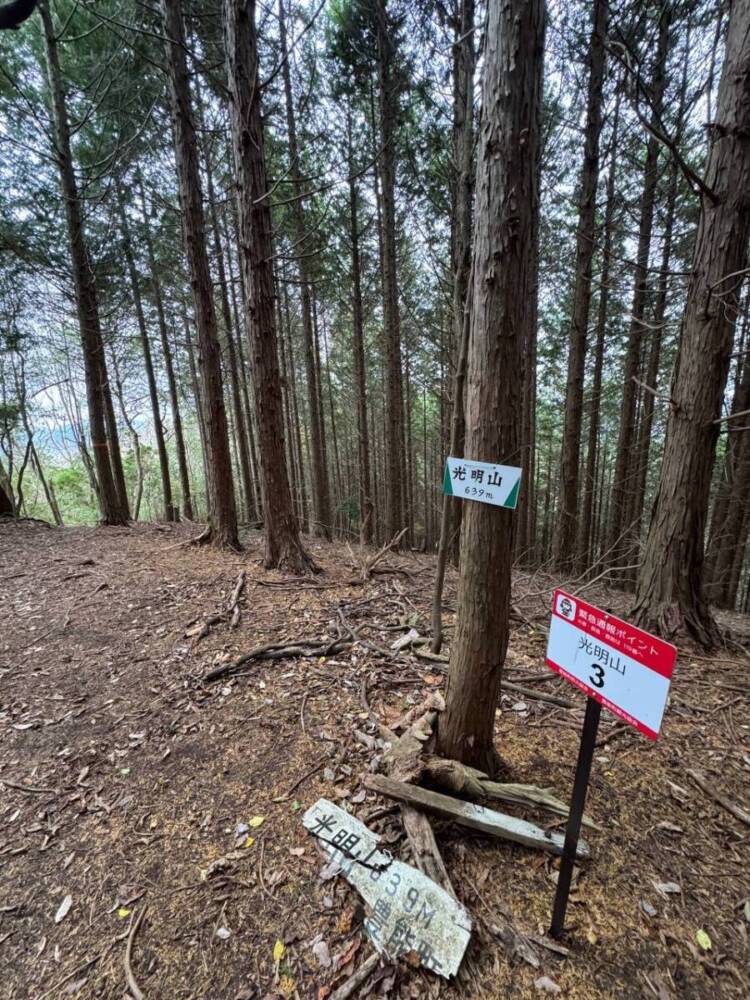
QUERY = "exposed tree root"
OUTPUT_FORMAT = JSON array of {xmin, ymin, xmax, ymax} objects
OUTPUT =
[
  {"xmin": 348, "ymin": 527, "xmax": 408, "ymax": 582},
  {"xmin": 203, "ymin": 638, "xmax": 353, "ymax": 683},
  {"xmin": 123, "ymin": 905, "xmax": 147, "ymax": 1000},
  {"xmin": 632, "ymin": 598, "xmax": 723, "ymax": 650},
  {"xmin": 266, "ymin": 536, "xmax": 321, "ymax": 576}
]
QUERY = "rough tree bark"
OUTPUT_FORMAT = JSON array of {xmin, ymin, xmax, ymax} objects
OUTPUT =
[
  {"xmin": 607, "ymin": 7, "xmax": 670, "ymax": 574},
  {"xmin": 375, "ymin": 0, "xmax": 406, "ymax": 541},
  {"xmin": 705, "ymin": 296, "xmax": 750, "ymax": 607},
  {"xmin": 578, "ymin": 92, "xmax": 621, "ymax": 567},
  {"xmin": 278, "ymin": 0, "xmax": 332, "ymax": 539},
  {"xmin": 346, "ymin": 107, "xmax": 374, "ymax": 545},
  {"xmin": 552, "ymin": 0, "xmax": 608, "ymax": 570},
  {"xmin": 224, "ymin": 205, "xmax": 264, "ymax": 518},
  {"xmin": 628, "ymin": 158, "xmax": 679, "ymax": 549},
  {"xmin": 202, "ymin": 130, "xmax": 258, "ymax": 524},
  {"xmin": 0, "ymin": 461, "xmax": 15, "ymax": 516},
  {"xmin": 633, "ymin": 0, "xmax": 750, "ymax": 646},
  {"xmin": 115, "ymin": 177, "xmax": 176, "ymax": 522},
  {"xmin": 627, "ymin": 32, "xmax": 691, "ymax": 583},
  {"xmin": 436, "ymin": 0, "xmax": 545, "ymax": 772},
  {"xmin": 516, "ymin": 203, "xmax": 540, "ymax": 562},
  {"xmin": 280, "ymin": 278, "xmax": 308, "ymax": 526},
  {"xmin": 40, "ymin": 0, "xmax": 128, "ymax": 526},
  {"xmin": 223, "ymin": 0, "xmax": 317, "ymax": 573},
  {"xmin": 159, "ymin": 0, "xmax": 239, "ymax": 549},
  {"xmin": 274, "ymin": 278, "xmax": 301, "ymax": 520},
  {"xmin": 136, "ymin": 171, "xmax": 195, "ymax": 521},
  {"xmin": 431, "ymin": 296, "xmax": 470, "ymax": 653},
  {"xmin": 431, "ymin": 0, "xmax": 475, "ymax": 649}
]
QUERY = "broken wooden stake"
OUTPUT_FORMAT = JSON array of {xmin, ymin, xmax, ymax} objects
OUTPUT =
[
  {"xmin": 380, "ymin": 700, "xmax": 458, "ymax": 906},
  {"xmin": 329, "ymin": 953, "xmax": 380, "ymax": 1000},
  {"xmin": 400, "ymin": 804, "xmax": 458, "ymax": 901},
  {"xmin": 227, "ymin": 569, "xmax": 246, "ymax": 628}
]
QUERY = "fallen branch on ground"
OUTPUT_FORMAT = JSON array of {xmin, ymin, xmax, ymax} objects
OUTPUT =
[
  {"xmin": 203, "ymin": 638, "xmax": 352, "ymax": 682},
  {"xmin": 37, "ymin": 953, "xmax": 108, "ymax": 1000},
  {"xmin": 227, "ymin": 569, "xmax": 246, "ymax": 628},
  {"xmin": 411, "ymin": 651, "xmax": 573, "ymax": 708},
  {"xmin": 329, "ymin": 952, "xmax": 380, "ymax": 1000},
  {"xmin": 348, "ymin": 527, "xmax": 408, "ymax": 582},
  {"xmin": 501, "ymin": 680, "xmax": 573, "ymax": 709},
  {"xmin": 185, "ymin": 613, "xmax": 224, "ymax": 643},
  {"xmin": 686, "ymin": 768, "xmax": 750, "ymax": 828},
  {"xmin": 379, "ymin": 704, "xmax": 458, "ymax": 901},
  {"xmin": 123, "ymin": 905, "xmax": 147, "ymax": 1000},
  {"xmin": 186, "ymin": 571, "xmax": 249, "ymax": 641},
  {"xmin": 400, "ymin": 803, "xmax": 457, "ymax": 900},
  {"xmin": 1, "ymin": 779, "xmax": 57, "ymax": 795}
]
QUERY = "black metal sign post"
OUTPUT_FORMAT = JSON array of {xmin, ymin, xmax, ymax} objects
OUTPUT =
[{"xmin": 550, "ymin": 696, "xmax": 602, "ymax": 938}]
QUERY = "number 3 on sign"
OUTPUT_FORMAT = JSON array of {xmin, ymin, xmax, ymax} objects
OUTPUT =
[
  {"xmin": 546, "ymin": 588, "xmax": 677, "ymax": 741},
  {"xmin": 589, "ymin": 663, "xmax": 605, "ymax": 688}
]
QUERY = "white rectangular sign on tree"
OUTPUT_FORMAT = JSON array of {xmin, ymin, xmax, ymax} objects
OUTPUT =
[
  {"xmin": 545, "ymin": 589, "xmax": 677, "ymax": 740},
  {"xmin": 443, "ymin": 457, "xmax": 522, "ymax": 509}
]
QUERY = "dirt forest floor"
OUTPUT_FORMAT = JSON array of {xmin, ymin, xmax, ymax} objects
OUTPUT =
[{"xmin": 1, "ymin": 520, "xmax": 749, "ymax": 1000}]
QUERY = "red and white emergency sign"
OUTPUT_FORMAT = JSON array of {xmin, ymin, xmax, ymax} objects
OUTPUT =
[{"xmin": 545, "ymin": 589, "xmax": 677, "ymax": 740}]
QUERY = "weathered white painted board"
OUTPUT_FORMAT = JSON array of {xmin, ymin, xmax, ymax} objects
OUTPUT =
[
  {"xmin": 303, "ymin": 799, "xmax": 471, "ymax": 977},
  {"xmin": 364, "ymin": 775, "xmax": 590, "ymax": 859}
]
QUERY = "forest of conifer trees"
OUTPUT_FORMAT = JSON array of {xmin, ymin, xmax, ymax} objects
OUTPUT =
[
  {"xmin": 2, "ymin": 0, "xmax": 749, "ymax": 641},
  {"xmin": 2, "ymin": 2, "xmax": 750, "ymax": 997}
]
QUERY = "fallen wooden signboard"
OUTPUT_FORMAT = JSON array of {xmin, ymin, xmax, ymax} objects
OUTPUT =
[{"xmin": 303, "ymin": 799, "xmax": 472, "ymax": 978}]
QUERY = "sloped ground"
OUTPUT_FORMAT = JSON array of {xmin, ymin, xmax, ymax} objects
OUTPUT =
[{"xmin": 1, "ymin": 520, "xmax": 748, "ymax": 1000}]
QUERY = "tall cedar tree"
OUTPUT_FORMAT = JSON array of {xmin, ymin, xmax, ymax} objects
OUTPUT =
[
  {"xmin": 114, "ymin": 177, "xmax": 177, "ymax": 522},
  {"xmin": 705, "ymin": 299, "xmax": 750, "ymax": 607},
  {"xmin": 345, "ymin": 105, "xmax": 374, "ymax": 545},
  {"xmin": 431, "ymin": 0, "xmax": 475, "ymax": 652},
  {"xmin": 136, "ymin": 171, "xmax": 195, "ymax": 520},
  {"xmin": 376, "ymin": 0, "xmax": 407, "ymax": 541},
  {"xmin": 437, "ymin": 0, "xmax": 545, "ymax": 772},
  {"xmin": 578, "ymin": 92, "xmax": 621, "ymax": 565},
  {"xmin": 624, "ymin": 28, "xmax": 693, "ymax": 572},
  {"xmin": 159, "ymin": 0, "xmax": 240, "ymax": 549},
  {"xmin": 552, "ymin": 0, "xmax": 608, "ymax": 570},
  {"xmin": 40, "ymin": 0, "xmax": 129, "ymax": 526},
  {"xmin": 278, "ymin": 0, "xmax": 332, "ymax": 539},
  {"xmin": 607, "ymin": 7, "xmax": 670, "ymax": 574},
  {"xmin": 633, "ymin": 0, "xmax": 750, "ymax": 646},
  {"xmin": 223, "ymin": 0, "xmax": 318, "ymax": 574},
  {"xmin": 200, "ymin": 116, "xmax": 258, "ymax": 524}
]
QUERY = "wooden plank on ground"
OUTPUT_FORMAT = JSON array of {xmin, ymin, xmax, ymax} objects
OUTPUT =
[{"xmin": 364, "ymin": 774, "xmax": 590, "ymax": 859}]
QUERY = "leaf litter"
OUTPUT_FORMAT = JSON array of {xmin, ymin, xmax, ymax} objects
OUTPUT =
[{"xmin": 0, "ymin": 521, "xmax": 748, "ymax": 998}]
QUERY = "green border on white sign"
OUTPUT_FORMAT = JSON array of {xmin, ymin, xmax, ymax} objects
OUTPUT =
[{"xmin": 443, "ymin": 457, "xmax": 522, "ymax": 510}]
